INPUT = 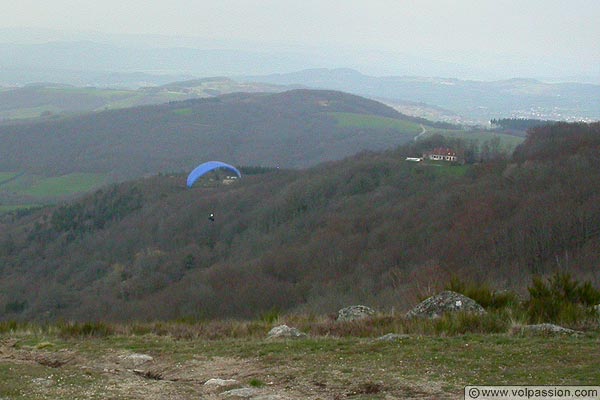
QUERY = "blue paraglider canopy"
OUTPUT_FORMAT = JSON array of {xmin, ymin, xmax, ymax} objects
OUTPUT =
[{"xmin": 186, "ymin": 161, "xmax": 241, "ymax": 188}]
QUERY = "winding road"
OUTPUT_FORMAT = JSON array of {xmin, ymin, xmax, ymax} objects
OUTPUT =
[{"xmin": 414, "ymin": 124, "xmax": 428, "ymax": 141}]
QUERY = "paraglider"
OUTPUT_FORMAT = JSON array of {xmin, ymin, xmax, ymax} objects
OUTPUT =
[{"xmin": 186, "ymin": 161, "xmax": 241, "ymax": 188}]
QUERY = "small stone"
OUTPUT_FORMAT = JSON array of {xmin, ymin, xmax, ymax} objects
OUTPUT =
[
  {"xmin": 513, "ymin": 323, "xmax": 582, "ymax": 336},
  {"xmin": 204, "ymin": 378, "xmax": 242, "ymax": 394},
  {"xmin": 205, "ymin": 378, "xmax": 240, "ymax": 387},
  {"xmin": 120, "ymin": 353, "xmax": 154, "ymax": 367},
  {"xmin": 267, "ymin": 325, "xmax": 308, "ymax": 339},
  {"xmin": 377, "ymin": 333, "xmax": 411, "ymax": 342},
  {"xmin": 220, "ymin": 387, "xmax": 262, "ymax": 398},
  {"xmin": 31, "ymin": 377, "xmax": 54, "ymax": 387}
]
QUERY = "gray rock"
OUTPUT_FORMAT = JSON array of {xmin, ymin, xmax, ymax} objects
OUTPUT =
[
  {"xmin": 337, "ymin": 305, "xmax": 376, "ymax": 321},
  {"xmin": 406, "ymin": 291, "xmax": 486, "ymax": 318},
  {"xmin": 204, "ymin": 378, "xmax": 242, "ymax": 392},
  {"xmin": 267, "ymin": 325, "xmax": 307, "ymax": 339},
  {"xmin": 377, "ymin": 333, "xmax": 411, "ymax": 342},
  {"xmin": 204, "ymin": 378, "xmax": 242, "ymax": 394},
  {"xmin": 205, "ymin": 378, "xmax": 240, "ymax": 387},
  {"xmin": 120, "ymin": 353, "xmax": 154, "ymax": 367},
  {"xmin": 514, "ymin": 323, "xmax": 582, "ymax": 336},
  {"xmin": 220, "ymin": 387, "xmax": 262, "ymax": 398},
  {"xmin": 31, "ymin": 377, "xmax": 54, "ymax": 387}
]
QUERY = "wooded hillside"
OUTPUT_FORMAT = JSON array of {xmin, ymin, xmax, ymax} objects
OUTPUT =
[
  {"xmin": 0, "ymin": 90, "xmax": 420, "ymax": 179},
  {"xmin": 0, "ymin": 122, "xmax": 598, "ymax": 321}
]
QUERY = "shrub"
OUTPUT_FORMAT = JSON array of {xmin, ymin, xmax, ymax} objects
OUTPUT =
[
  {"xmin": 57, "ymin": 321, "xmax": 114, "ymax": 338},
  {"xmin": 260, "ymin": 308, "xmax": 281, "ymax": 324},
  {"xmin": 0, "ymin": 320, "xmax": 22, "ymax": 333},
  {"xmin": 431, "ymin": 311, "xmax": 511, "ymax": 335},
  {"xmin": 526, "ymin": 272, "xmax": 600, "ymax": 324},
  {"xmin": 249, "ymin": 378, "xmax": 266, "ymax": 388},
  {"xmin": 445, "ymin": 276, "xmax": 520, "ymax": 310}
]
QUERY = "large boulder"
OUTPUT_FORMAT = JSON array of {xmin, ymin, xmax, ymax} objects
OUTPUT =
[
  {"xmin": 337, "ymin": 305, "xmax": 376, "ymax": 321},
  {"xmin": 406, "ymin": 290, "xmax": 486, "ymax": 318}
]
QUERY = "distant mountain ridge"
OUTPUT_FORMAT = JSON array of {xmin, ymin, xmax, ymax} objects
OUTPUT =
[
  {"xmin": 242, "ymin": 69, "xmax": 600, "ymax": 123},
  {"xmin": 0, "ymin": 78, "xmax": 292, "ymax": 121},
  {"xmin": 0, "ymin": 40, "xmax": 316, "ymax": 86}
]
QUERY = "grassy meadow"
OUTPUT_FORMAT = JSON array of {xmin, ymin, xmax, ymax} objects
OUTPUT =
[
  {"xmin": 0, "ymin": 314, "xmax": 598, "ymax": 399},
  {"xmin": 0, "ymin": 172, "xmax": 110, "ymax": 213},
  {"xmin": 328, "ymin": 111, "xmax": 423, "ymax": 134},
  {"xmin": 20, "ymin": 173, "xmax": 109, "ymax": 198}
]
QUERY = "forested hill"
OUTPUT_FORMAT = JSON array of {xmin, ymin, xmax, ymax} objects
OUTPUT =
[
  {"xmin": 0, "ymin": 89, "xmax": 422, "ymax": 179},
  {"xmin": 0, "ymin": 122, "xmax": 598, "ymax": 321}
]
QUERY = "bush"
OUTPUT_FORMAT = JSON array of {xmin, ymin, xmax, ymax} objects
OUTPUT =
[
  {"xmin": 260, "ymin": 308, "xmax": 281, "ymax": 324},
  {"xmin": 526, "ymin": 272, "xmax": 600, "ymax": 324},
  {"xmin": 431, "ymin": 311, "xmax": 510, "ymax": 335},
  {"xmin": 0, "ymin": 320, "xmax": 23, "ymax": 333},
  {"xmin": 57, "ymin": 321, "xmax": 114, "ymax": 338},
  {"xmin": 445, "ymin": 276, "xmax": 520, "ymax": 310},
  {"xmin": 249, "ymin": 378, "xmax": 266, "ymax": 388}
]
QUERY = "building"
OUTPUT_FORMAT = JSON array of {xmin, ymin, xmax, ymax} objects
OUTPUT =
[{"xmin": 423, "ymin": 147, "xmax": 462, "ymax": 162}]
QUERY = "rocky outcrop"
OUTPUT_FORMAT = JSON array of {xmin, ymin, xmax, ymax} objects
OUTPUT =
[
  {"xmin": 266, "ymin": 325, "xmax": 307, "ymax": 339},
  {"xmin": 406, "ymin": 291, "xmax": 486, "ymax": 318},
  {"xmin": 337, "ymin": 305, "xmax": 376, "ymax": 321}
]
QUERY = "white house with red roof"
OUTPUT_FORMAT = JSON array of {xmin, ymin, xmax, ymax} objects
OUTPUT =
[{"xmin": 423, "ymin": 147, "xmax": 462, "ymax": 162}]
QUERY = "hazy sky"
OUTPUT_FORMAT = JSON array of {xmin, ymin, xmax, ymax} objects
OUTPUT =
[{"xmin": 2, "ymin": 0, "xmax": 599, "ymax": 79}]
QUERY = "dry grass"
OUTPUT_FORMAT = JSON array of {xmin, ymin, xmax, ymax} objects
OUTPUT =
[{"xmin": 3, "ymin": 307, "xmax": 591, "ymax": 341}]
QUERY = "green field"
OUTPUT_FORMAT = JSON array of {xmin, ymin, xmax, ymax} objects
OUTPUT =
[
  {"xmin": 1, "ymin": 106, "xmax": 65, "ymax": 120},
  {"xmin": 0, "ymin": 173, "xmax": 110, "ymax": 212},
  {"xmin": 326, "ymin": 113, "xmax": 524, "ymax": 154},
  {"xmin": 0, "ymin": 204, "xmax": 40, "ymax": 214},
  {"xmin": 21, "ymin": 173, "xmax": 109, "ymax": 198},
  {"xmin": 0, "ymin": 172, "xmax": 20, "ymax": 183},
  {"xmin": 172, "ymin": 107, "xmax": 194, "ymax": 116},
  {"xmin": 328, "ymin": 112, "xmax": 423, "ymax": 134},
  {"xmin": 0, "ymin": 87, "xmax": 193, "ymax": 120},
  {"xmin": 40, "ymin": 87, "xmax": 133, "ymax": 99}
]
